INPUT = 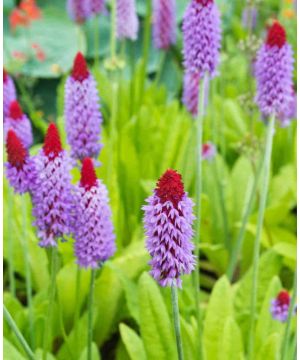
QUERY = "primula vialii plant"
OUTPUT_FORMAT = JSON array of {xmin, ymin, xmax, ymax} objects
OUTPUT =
[
  {"xmin": 32, "ymin": 123, "xmax": 74, "ymax": 248},
  {"xmin": 65, "ymin": 52, "xmax": 103, "ymax": 162},
  {"xmin": 4, "ymin": 100, "xmax": 33, "ymax": 149},
  {"xmin": 116, "ymin": 0, "xmax": 139, "ymax": 41},
  {"xmin": 3, "ymin": 69, "xmax": 16, "ymax": 117},
  {"xmin": 143, "ymin": 169, "xmax": 195, "ymax": 360}
]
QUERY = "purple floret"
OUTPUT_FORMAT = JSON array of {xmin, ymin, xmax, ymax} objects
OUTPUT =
[
  {"xmin": 3, "ymin": 70, "xmax": 17, "ymax": 118},
  {"xmin": 116, "ymin": 0, "xmax": 139, "ymax": 41}
]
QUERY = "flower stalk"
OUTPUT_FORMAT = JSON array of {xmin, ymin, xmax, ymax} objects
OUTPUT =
[
  {"xmin": 248, "ymin": 113, "xmax": 275, "ymax": 359},
  {"xmin": 87, "ymin": 268, "xmax": 96, "ymax": 360},
  {"xmin": 171, "ymin": 285, "xmax": 184, "ymax": 360}
]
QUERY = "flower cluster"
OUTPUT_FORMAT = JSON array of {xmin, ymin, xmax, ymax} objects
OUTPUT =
[
  {"xmin": 64, "ymin": 52, "xmax": 103, "ymax": 161},
  {"xmin": 152, "ymin": 0, "xmax": 176, "ymax": 50},
  {"xmin": 270, "ymin": 290, "xmax": 292, "ymax": 322},
  {"xmin": 4, "ymin": 100, "xmax": 33, "ymax": 149},
  {"xmin": 116, "ymin": 0, "xmax": 139, "ymax": 40},
  {"xmin": 73, "ymin": 158, "xmax": 116, "ymax": 268},
  {"xmin": 202, "ymin": 142, "xmax": 216, "ymax": 161},
  {"xmin": 32, "ymin": 124, "xmax": 74, "ymax": 247},
  {"xmin": 3, "ymin": 69, "xmax": 17, "ymax": 117},
  {"xmin": 255, "ymin": 21, "xmax": 294, "ymax": 123},
  {"xmin": 5, "ymin": 129, "xmax": 36, "ymax": 194},
  {"xmin": 67, "ymin": 0, "xmax": 105, "ymax": 23},
  {"xmin": 143, "ymin": 169, "xmax": 196, "ymax": 287},
  {"xmin": 9, "ymin": 0, "xmax": 42, "ymax": 30}
]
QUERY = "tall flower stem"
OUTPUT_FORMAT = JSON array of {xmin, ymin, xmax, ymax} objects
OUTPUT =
[
  {"xmin": 248, "ymin": 113, "xmax": 275, "ymax": 360},
  {"xmin": 7, "ymin": 186, "xmax": 16, "ymax": 297},
  {"xmin": 94, "ymin": 15, "xmax": 100, "ymax": 69},
  {"xmin": 226, "ymin": 154, "xmax": 264, "ymax": 280},
  {"xmin": 4, "ymin": 305, "xmax": 35, "ymax": 360},
  {"xmin": 87, "ymin": 268, "xmax": 96, "ymax": 360},
  {"xmin": 193, "ymin": 72, "xmax": 209, "ymax": 358},
  {"xmin": 74, "ymin": 266, "xmax": 81, "ymax": 357},
  {"xmin": 171, "ymin": 285, "xmax": 184, "ymax": 360},
  {"xmin": 154, "ymin": 51, "xmax": 166, "ymax": 86},
  {"xmin": 110, "ymin": 0, "xmax": 117, "ymax": 59},
  {"xmin": 21, "ymin": 195, "xmax": 35, "ymax": 349},
  {"xmin": 281, "ymin": 271, "xmax": 297, "ymax": 360},
  {"xmin": 43, "ymin": 247, "xmax": 58, "ymax": 360}
]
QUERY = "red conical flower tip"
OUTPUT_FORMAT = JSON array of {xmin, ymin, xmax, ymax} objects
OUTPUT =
[
  {"xmin": 3, "ymin": 68, "xmax": 8, "ymax": 83},
  {"xmin": 156, "ymin": 169, "xmax": 185, "ymax": 205},
  {"xmin": 43, "ymin": 123, "xmax": 63, "ymax": 158},
  {"xmin": 195, "ymin": 0, "xmax": 213, "ymax": 5},
  {"xmin": 266, "ymin": 21, "xmax": 286, "ymax": 48},
  {"xmin": 9, "ymin": 101, "xmax": 23, "ymax": 120},
  {"xmin": 80, "ymin": 158, "xmax": 97, "ymax": 190},
  {"xmin": 72, "ymin": 52, "xmax": 89, "ymax": 81},
  {"xmin": 277, "ymin": 290, "xmax": 290, "ymax": 306},
  {"xmin": 6, "ymin": 129, "xmax": 27, "ymax": 168}
]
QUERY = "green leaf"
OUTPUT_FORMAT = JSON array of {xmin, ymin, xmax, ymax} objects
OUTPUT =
[
  {"xmin": 119, "ymin": 323, "xmax": 147, "ymax": 360},
  {"xmin": 203, "ymin": 276, "xmax": 233, "ymax": 360},
  {"xmin": 273, "ymin": 242, "xmax": 296, "ymax": 261},
  {"xmin": 181, "ymin": 317, "xmax": 197, "ymax": 360},
  {"xmin": 3, "ymin": 338, "xmax": 26, "ymax": 360},
  {"xmin": 257, "ymin": 333, "xmax": 280, "ymax": 360},
  {"xmin": 138, "ymin": 272, "xmax": 176, "ymax": 360},
  {"xmin": 79, "ymin": 342, "xmax": 101, "ymax": 360},
  {"xmin": 218, "ymin": 317, "xmax": 244, "ymax": 360},
  {"xmin": 255, "ymin": 276, "xmax": 282, "ymax": 355}
]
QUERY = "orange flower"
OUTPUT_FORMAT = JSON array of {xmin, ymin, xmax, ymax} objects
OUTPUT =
[
  {"xmin": 9, "ymin": 8, "xmax": 29, "ymax": 30},
  {"xmin": 283, "ymin": 9, "xmax": 295, "ymax": 19},
  {"xmin": 19, "ymin": 0, "xmax": 42, "ymax": 20},
  {"xmin": 9, "ymin": 0, "xmax": 42, "ymax": 31}
]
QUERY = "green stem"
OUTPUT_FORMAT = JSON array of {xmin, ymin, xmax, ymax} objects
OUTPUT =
[
  {"xmin": 94, "ymin": 15, "xmax": 100, "ymax": 69},
  {"xmin": 74, "ymin": 266, "xmax": 81, "ymax": 357},
  {"xmin": 22, "ymin": 195, "xmax": 35, "ymax": 349},
  {"xmin": 171, "ymin": 286, "xmax": 184, "ymax": 360},
  {"xmin": 154, "ymin": 51, "xmax": 166, "ymax": 86},
  {"xmin": 193, "ymin": 72, "xmax": 209, "ymax": 359},
  {"xmin": 139, "ymin": 0, "xmax": 151, "ymax": 101},
  {"xmin": 248, "ymin": 113, "xmax": 275, "ymax": 360},
  {"xmin": 8, "ymin": 187, "xmax": 16, "ymax": 297},
  {"xmin": 87, "ymin": 269, "xmax": 96, "ymax": 360},
  {"xmin": 4, "ymin": 306, "xmax": 35, "ymax": 360},
  {"xmin": 110, "ymin": 0, "xmax": 117, "ymax": 59},
  {"xmin": 43, "ymin": 248, "xmax": 58, "ymax": 360},
  {"xmin": 281, "ymin": 272, "xmax": 297, "ymax": 360},
  {"xmin": 226, "ymin": 154, "xmax": 264, "ymax": 280}
]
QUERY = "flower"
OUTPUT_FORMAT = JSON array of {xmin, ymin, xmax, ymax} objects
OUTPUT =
[
  {"xmin": 152, "ymin": 0, "xmax": 176, "ymax": 50},
  {"xmin": 3, "ymin": 69, "xmax": 17, "ymax": 118},
  {"xmin": 9, "ymin": 0, "xmax": 41, "ymax": 30},
  {"xmin": 182, "ymin": 0, "xmax": 222, "ymax": 77},
  {"xmin": 5, "ymin": 129, "xmax": 36, "ymax": 194},
  {"xmin": 142, "ymin": 169, "xmax": 196, "ymax": 287},
  {"xmin": 64, "ymin": 52, "xmax": 103, "ymax": 161},
  {"xmin": 202, "ymin": 142, "xmax": 216, "ymax": 161},
  {"xmin": 182, "ymin": 70, "xmax": 200, "ymax": 117},
  {"xmin": 270, "ymin": 290, "xmax": 293, "ymax": 322},
  {"xmin": 242, "ymin": 5, "xmax": 258, "ymax": 30},
  {"xmin": 278, "ymin": 88, "xmax": 297, "ymax": 127},
  {"xmin": 255, "ymin": 21, "xmax": 294, "ymax": 120},
  {"xmin": 32, "ymin": 123, "xmax": 74, "ymax": 247},
  {"xmin": 89, "ymin": 0, "xmax": 106, "ymax": 15},
  {"xmin": 74, "ymin": 158, "xmax": 116, "ymax": 268},
  {"xmin": 66, "ymin": 0, "xmax": 89, "ymax": 23},
  {"xmin": 4, "ymin": 101, "xmax": 33, "ymax": 149},
  {"xmin": 116, "ymin": 0, "xmax": 139, "ymax": 41}
]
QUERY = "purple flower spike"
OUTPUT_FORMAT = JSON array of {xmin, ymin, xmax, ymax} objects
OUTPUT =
[
  {"xmin": 4, "ymin": 101, "xmax": 33, "ymax": 149},
  {"xmin": 183, "ymin": 70, "xmax": 200, "ymax": 117},
  {"xmin": 89, "ymin": 0, "xmax": 105, "ymax": 15},
  {"xmin": 5, "ymin": 130, "xmax": 36, "ymax": 194},
  {"xmin": 242, "ymin": 5, "xmax": 258, "ymax": 31},
  {"xmin": 278, "ymin": 88, "xmax": 297, "ymax": 127},
  {"xmin": 3, "ymin": 69, "xmax": 17, "ymax": 117},
  {"xmin": 202, "ymin": 142, "xmax": 216, "ymax": 161},
  {"xmin": 270, "ymin": 290, "xmax": 293, "ymax": 322},
  {"xmin": 255, "ymin": 22, "xmax": 294, "ymax": 121},
  {"xmin": 32, "ymin": 123, "xmax": 74, "ymax": 248},
  {"xmin": 65, "ymin": 52, "xmax": 103, "ymax": 161},
  {"xmin": 74, "ymin": 158, "xmax": 116, "ymax": 268},
  {"xmin": 143, "ymin": 169, "xmax": 196, "ymax": 287},
  {"xmin": 67, "ymin": 0, "xmax": 89, "ymax": 23},
  {"xmin": 182, "ymin": 0, "xmax": 222, "ymax": 77},
  {"xmin": 152, "ymin": 0, "xmax": 176, "ymax": 50},
  {"xmin": 116, "ymin": 0, "xmax": 139, "ymax": 41}
]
